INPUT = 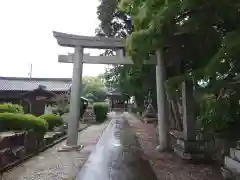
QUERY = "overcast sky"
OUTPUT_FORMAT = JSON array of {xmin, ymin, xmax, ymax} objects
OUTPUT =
[{"xmin": 0, "ymin": 0, "xmax": 106, "ymax": 78}]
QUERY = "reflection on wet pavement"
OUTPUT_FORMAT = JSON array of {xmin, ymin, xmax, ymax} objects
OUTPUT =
[{"xmin": 76, "ymin": 112, "xmax": 157, "ymax": 180}]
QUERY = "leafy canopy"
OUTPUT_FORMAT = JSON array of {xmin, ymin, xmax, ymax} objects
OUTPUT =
[
  {"xmin": 119, "ymin": 0, "xmax": 240, "ymax": 84},
  {"xmin": 97, "ymin": 0, "xmax": 158, "ymax": 111},
  {"xmin": 82, "ymin": 75, "xmax": 107, "ymax": 102}
]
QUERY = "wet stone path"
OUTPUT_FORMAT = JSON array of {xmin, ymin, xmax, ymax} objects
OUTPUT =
[{"xmin": 76, "ymin": 112, "xmax": 157, "ymax": 180}]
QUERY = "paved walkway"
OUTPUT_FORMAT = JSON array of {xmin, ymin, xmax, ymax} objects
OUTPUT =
[
  {"xmin": 76, "ymin": 112, "xmax": 157, "ymax": 180},
  {"xmin": 2, "ymin": 112, "xmax": 222, "ymax": 180},
  {"xmin": 124, "ymin": 113, "xmax": 224, "ymax": 180},
  {"xmin": 1, "ymin": 122, "xmax": 108, "ymax": 180}
]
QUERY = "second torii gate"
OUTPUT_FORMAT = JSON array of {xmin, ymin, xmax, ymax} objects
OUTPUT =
[{"xmin": 53, "ymin": 31, "xmax": 168, "ymax": 152}]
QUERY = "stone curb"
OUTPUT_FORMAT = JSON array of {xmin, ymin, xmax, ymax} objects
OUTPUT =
[{"xmin": 0, "ymin": 124, "xmax": 91, "ymax": 174}]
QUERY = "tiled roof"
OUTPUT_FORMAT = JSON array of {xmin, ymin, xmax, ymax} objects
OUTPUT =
[
  {"xmin": 107, "ymin": 90, "xmax": 122, "ymax": 96},
  {"xmin": 107, "ymin": 89, "xmax": 129, "ymax": 96},
  {"xmin": 0, "ymin": 77, "xmax": 72, "ymax": 91}
]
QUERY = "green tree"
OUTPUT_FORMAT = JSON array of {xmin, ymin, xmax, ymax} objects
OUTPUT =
[
  {"xmin": 119, "ymin": 0, "xmax": 240, "ymax": 132},
  {"xmin": 82, "ymin": 76, "xmax": 107, "ymax": 102},
  {"xmin": 97, "ymin": 0, "xmax": 157, "ymax": 113},
  {"xmin": 98, "ymin": 0, "xmax": 240, "ymax": 132},
  {"xmin": 119, "ymin": 0, "xmax": 240, "ymax": 84}
]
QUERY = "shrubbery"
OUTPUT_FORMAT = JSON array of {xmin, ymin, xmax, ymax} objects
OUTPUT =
[
  {"xmin": 197, "ymin": 94, "xmax": 239, "ymax": 138},
  {"xmin": 93, "ymin": 102, "xmax": 108, "ymax": 123},
  {"xmin": 52, "ymin": 100, "xmax": 87, "ymax": 119},
  {"xmin": 40, "ymin": 114, "xmax": 64, "ymax": 130},
  {"xmin": 52, "ymin": 107, "xmax": 69, "ymax": 116},
  {"xmin": 0, "ymin": 112, "xmax": 48, "ymax": 138},
  {"xmin": 0, "ymin": 103, "xmax": 24, "ymax": 114}
]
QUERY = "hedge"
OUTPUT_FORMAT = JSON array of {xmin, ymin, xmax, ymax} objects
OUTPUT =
[
  {"xmin": 40, "ymin": 114, "xmax": 64, "ymax": 130},
  {"xmin": 93, "ymin": 102, "xmax": 108, "ymax": 123},
  {"xmin": 52, "ymin": 101, "xmax": 87, "ymax": 119},
  {"xmin": 52, "ymin": 107, "xmax": 69, "ymax": 116},
  {"xmin": 0, "ymin": 112, "xmax": 48, "ymax": 138},
  {"xmin": 0, "ymin": 103, "xmax": 24, "ymax": 114}
]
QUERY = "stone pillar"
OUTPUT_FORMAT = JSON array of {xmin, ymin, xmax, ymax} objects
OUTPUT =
[
  {"xmin": 172, "ymin": 80, "xmax": 199, "ymax": 159},
  {"xmin": 67, "ymin": 46, "xmax": 84, "ymax": 147},
  {"xmin": 181, "ymin": 80, "xmax": 196, "ymax": 142},
  {"xmin": 116, "ymin": 49, "xmax": 124, "ymax": 57},
  {"xmin": 155, "ymin": 49, "xmax": 169, "ymax": 151}
]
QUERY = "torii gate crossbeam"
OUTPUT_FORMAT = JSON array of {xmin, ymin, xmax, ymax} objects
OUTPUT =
[
  {"xmin": 58, "ymin": 54, "xmax": 157, "ymax": 65},
  {"xmin": 53, "ymin": 31, "xmax": 168, "ymax": 152}
]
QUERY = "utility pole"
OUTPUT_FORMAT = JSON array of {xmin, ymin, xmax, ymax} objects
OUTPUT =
[{"xmin": 28, "ymin": 63, "xmax": 32, "ymax": 78}]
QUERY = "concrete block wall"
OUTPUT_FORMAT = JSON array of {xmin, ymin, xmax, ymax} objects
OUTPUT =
[{"xmin": 222, "ymin": 144, "xmax": 240, "ymax": 179}]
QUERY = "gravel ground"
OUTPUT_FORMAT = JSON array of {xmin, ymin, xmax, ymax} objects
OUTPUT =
[
  {"xmin": 1, "ymin": 122, "xmax": 108, "ymax": 180},
  {"xmin": 124, "ymin": 113, "xmax": 224, "ymax": 180}
]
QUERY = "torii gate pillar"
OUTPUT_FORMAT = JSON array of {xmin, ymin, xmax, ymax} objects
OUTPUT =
[
  {"xmin": 67, "ymin": 46, "xmax": 84, "ymax": 147},
  {"xmin": 57, "ymin": 46, "xmax": 84, "ymax": 151},
  {"xmin": 156, "ymin": 49, "xmax": 169, "ymax": 151}
]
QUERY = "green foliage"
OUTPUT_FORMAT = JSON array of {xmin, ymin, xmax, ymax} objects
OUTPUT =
[
  {"xmin": 118, "ymin": 0, "xmax": 240, "ymax": 139},
  {"xmin": 103, "ymin": 64, "xmax": 156, "ymax": 111},
  {"xmin": 52, "ymin": 107, "xmax": 69, "ymax": 116},
  {"xmin": 53, "ymin": 94, "xmax": 70, "ymax": 116},
  {"xmin": 120, "ymin": 0, "xmax": 240, "ymax": 86},
  {"xmin": 97, "ymin": 0, "xmax": 158, "ymax": 111},
  {"xmin": 82, "ymin": 76, "xmax": 107, "ymax": 102},
  {"xmin": 96, "ymin": 0, "xmax": 132, "ymax": 37},
  {"xmin": 24, "ymin": 114, "xmax": 49, "ymax": 138},
  {"xmin": 0, "ymin": 113, "xmax": 48, "ymax": 138},
  {"xmin": 0, "ymin": 103, "xmax": 24, "ymax": 114},
  {"xmin": 197, "ymin": 94, "xmax": 239, "ymax": 137},
  {"xmin": 39, "ymin": 114, "xmax": 64, "ymax": 130},
  {"xmin": 93, "ymin": 102, "xmax": 109, "ymax": 123}
]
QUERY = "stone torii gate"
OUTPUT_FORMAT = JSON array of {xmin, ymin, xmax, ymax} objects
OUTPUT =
[{"xmin": 53, "ymin": 31, "xmax": 168, "ymax": 152}]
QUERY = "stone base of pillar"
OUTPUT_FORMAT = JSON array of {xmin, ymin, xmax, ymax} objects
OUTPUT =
[
  {"xmin": 156, "ymin": 142, "xmax": 170, "ymax": 152},
  {"xmin": 57, "ymin": 144, "xmax": 84, "ymax": 152},
  {"xmin": 156, "ymin": 145, "xmax": 167, "ymax": 152},
  {"xmin": 221, "ymin": 146, "xmax": 240, "ymax": 179},
  {"xmin": 173, "ymin": 139, "xmax": 207, "ymax": 161}
]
